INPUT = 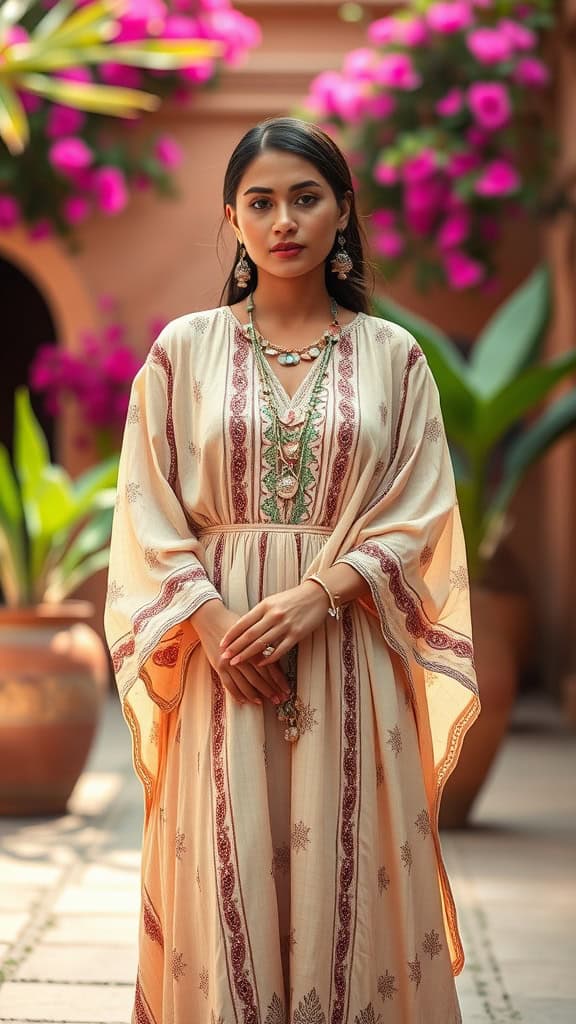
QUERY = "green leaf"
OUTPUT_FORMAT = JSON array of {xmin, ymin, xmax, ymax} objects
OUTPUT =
[
  {"xmin": 79, "ymin": 39, "xmax": 220, "ymax": 70},
  {"xmin": 479, "ymin": 351, "xmax": 576, "ymax": 449},
  {"xmin": 468, "ymin": 265, "xmax": 551, "ymax": 397},
  {"xmin": 13, "ymin": 388, "xmax": 49, "ymax": 491},
  {"xmin": 33, "ymin": 0, "xmax": 77, "ymax": 41},
  {"xmin": 52, "ymin": 505, "xmax": 114, "ymax": 583},
  {"xmin": 0, "ymin": 79, "xmax": 29, "ymax": 155},
  {"xmin": 0, "ymin": 444, "xmax": 27, "ymax": 604},
  {"xmin": 0, "ymin": 0, "xmax": 36, "ymax": 32},
  {"xmin": 35, "ymin": 0, "xmax": 119, "ymax": 48},
  {"xmin": 372, "ymin": 294, "xmax": 476, "ymax": 440},
  {"xmin": 45, "ymin": 546, "xmax": 112, "ymax": 603},
  {"xmin": 18, "ymin": 73, "xmax": 159, "ymax": 116},
  {"xmin": 488, "ymin": 388, "xmax": 576, "ymax": 523},
  {"xmin": 72, "ymin": 458, "xmax": 119, "ymax": 517}
]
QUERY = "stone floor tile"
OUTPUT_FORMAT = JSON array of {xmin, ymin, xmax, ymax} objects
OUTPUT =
[
  {"xmin": 51, "ymin": 888, "xmax": 140, "ymax": 916},
  {"xmin": 0, "ymin": 981, "xmax": 133, "ymax": 1023},
  {"xmin": 13, "ymin": 945, "xmax": 137, "ymax": 985},
  {"xmin": 43, "ymin": 915, "xmax": 138, "ymax": 947},
  {"xmin": 0, "ymin": 916, "xmax": 28, "ymax": 945}
]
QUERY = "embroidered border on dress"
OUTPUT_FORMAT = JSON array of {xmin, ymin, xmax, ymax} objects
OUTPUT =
[
  {"xmin": 330, "ymin": 607, "xmax": 360, "ymax": 1024},
  {"xmin": 134, "ymin": 971, "xmax": 157, "ymax": 1024},
  {"xmin": 150, "ymin": 342, "xmax": 178, "ymax": 493},
  {"xmin": 230, "ymin": 327, "xmax": 250, "ymax": 523},
  {"xmin": 388, "ymin": 343, "xmax": 423, "ymax": 473},
  {"xmin": 321, "ymin": 330, "xmax": 357, "ymax": 528}
]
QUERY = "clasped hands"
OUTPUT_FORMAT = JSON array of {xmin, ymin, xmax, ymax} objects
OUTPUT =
[{"xmin": 205, "ymin": 580, "xmax": 330, "ymax": 707}]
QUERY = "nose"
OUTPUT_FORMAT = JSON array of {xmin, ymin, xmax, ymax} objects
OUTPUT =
[{"xmin": 273, "ymin": 203, "xmax": 298, "ymax": 233}]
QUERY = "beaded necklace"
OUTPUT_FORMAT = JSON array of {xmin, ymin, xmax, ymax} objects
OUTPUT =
[{"xmin": 245, "ymin": 299, "xmax": 341, "ymax": 503}]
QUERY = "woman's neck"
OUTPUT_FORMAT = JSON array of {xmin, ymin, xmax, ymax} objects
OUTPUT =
[{"xmin": 245, "ymin": 269, "xmax": 335, "ymax": 327}]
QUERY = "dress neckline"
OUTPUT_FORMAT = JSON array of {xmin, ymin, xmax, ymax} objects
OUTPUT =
[{"xmin": 223, "ymin": 305, "xmax": 364, "ymax": 407}]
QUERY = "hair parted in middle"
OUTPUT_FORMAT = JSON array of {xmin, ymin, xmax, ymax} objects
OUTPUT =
[{"xmin": 220, "ymin": 117, "xmax": 372, "ymax": 312}]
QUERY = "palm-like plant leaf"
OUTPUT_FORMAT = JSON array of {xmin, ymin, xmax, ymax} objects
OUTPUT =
[{"xmin": 18, "ymin": 72, "xmax": 160, "ymax": 116}]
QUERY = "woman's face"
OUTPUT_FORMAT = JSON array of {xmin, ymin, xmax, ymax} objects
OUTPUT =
[{"xmin": 226, "ymin": 149, "xmax": 350, "ymax": 282}]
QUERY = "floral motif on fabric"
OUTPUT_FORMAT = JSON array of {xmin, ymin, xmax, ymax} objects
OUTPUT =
[
  {"xmin": 210, "ymin": 1013, "xmax": 224, "ymax": 1024},
  {"xmin": 175, "ymin": 830, "xmax": 187, "ymax": 860},
  {"xmin": 142, "ymin": 887, "xmax": 164, "ymax": 949},
  {"xmin": 408, "ymin": 954, "xmax": 422, "ymax": 990},
  {"xmin": 191, "ymin": 377, "xmax": 203, "ymax": 402},
  {"xmin": 422, "ymin": 928, "xmax": 443, "ymax": 960},
  {"xmin": 272, "ymin": 843, "xmax": 291, "ymax": 876},
  {"xmin": 419, "ymin": 545, "xmax": 433, "ymax": 570},
  {"xmin": 379, "ymin": 402, "xmax": 388, "ymax": 425},
  {"xmin": 159, "ymin": 806, "xmax": 166, "ymax": 824},
  {"xmin": 321, "ymin": 330, "xmax": 356, "ymax": 528},
  {"xmin": 258, "ymin": 531, "xmax": 268, "ymax": 601},
  {"xmin": 265, "ymin": 992, "xmax": 286, "ymax": 1024},
  {"xmin": 291, "ymin": 820, "xmax": 311, "ymax": 852},
  {"xmin": 151, "ymin": 643, "xmax": 179, "ymax": 668},
  {"xmin": 259, "ymin": 391, "xmax": 327, "ymax": 526},
  {"xmin": 374, "ymin": 458, "xmax": 385, "ymax": 477},
  {"xmin": 149, "ymin": 720, "xmax": 159, "ymax": 746},
  {"xmin": 374, "ymin": 323, "xmax": 395, "ymax": 346},
  {"xmin": 376, "ymin": 763, "xmax": 384, "ymax": 787},
  {"xmin": 189, "ymin": 314, "xmax": 211, "ymax": 335},
  {"xmin": 424, "ymin": 416, "xmax": 443, "ymax": 442},
  {"xmin": 107, "ymin": 580, "xmax": 124, "ymax": 605},
  {"xmin": 450, "ymin": 565, "xmax": 469, "ymax": 591},
  {"xmin": 150, "ymin": 343, "xmax": 178, "ymax": 492},
  {"xmin": 196, "ymin": 866, "xmax": 201, "ymax": 891},
  {"xmin": 171, "ymin": 947, "xmax": 187, "ymax": 980},
  {"xmin": 188, "ymin": 441, "xmax": 202, "ymax": 460},
  {"xmin": 127, "ymin": 402, "xmax": 140, "ymax": 425},
  {"xmin": 401, "ymin": 840, "xmax": 413, "ymax": 873},
  {"xmin": 144, "ymin": 546, "xmax": 160, "ymax": 569},
  {"xmin": 331, "ymin": 609, "xmax": 360, "ymax": 1024},
  {"xmin": 296, "ymin": 701, "xmax": 319, "ymax": 736},
  {"xmin": 293, "ymin": 987, "xmax": 326, "ymax": 1024},
  {"xmin": 386, "ymin": 724, "xmax": 402, "ymax": 757},
  {"xmin": 199, "ymin": 966, "xmax": 209, "ymax": 998},
  {"xmin": 229, "ymin": 328, "xmax": 249, "ymax": 523},
  {"xmin": 126, "ymin": 481, "xmax": 143, "ymax": 504},
  {"xmin": 415, "ymin": 809, "xmax": 431, "ymax": 837},
  {"xmin": 354, "ymin": 1005, "xmax": 383, "ymax": 1024},
  {"xmin": 377, "ymin": 971, "xmax": 398, "ymax": 1001},
  {"xmin": 378, "ymin": 865, "xmax": 390, "ymax": 895},
  {"xmin": 386, "ymin": 343, "xmax": 423, "ymax": 471}
]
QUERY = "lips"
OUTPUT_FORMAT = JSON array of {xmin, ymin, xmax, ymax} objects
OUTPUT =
[{"xmin": 270, "ymin": 243, "xmax": 303, "ymax": 253}]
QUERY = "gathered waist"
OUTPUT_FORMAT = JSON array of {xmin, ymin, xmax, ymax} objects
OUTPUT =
[{"xmin": 197, "ymin": 523, "xmax": 333, "ymax": 538}]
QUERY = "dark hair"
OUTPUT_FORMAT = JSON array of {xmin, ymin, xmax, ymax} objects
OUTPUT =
[{"xmin": 220, "ymin": 117, "xmax": 371, "ymax": 313}]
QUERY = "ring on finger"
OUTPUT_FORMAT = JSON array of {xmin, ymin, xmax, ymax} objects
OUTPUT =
[{"xmin": 262, "ymin": 643, "xmax": 276, "ymax": 658}]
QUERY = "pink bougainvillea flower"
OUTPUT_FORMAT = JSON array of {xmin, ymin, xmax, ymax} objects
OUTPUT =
[
  {"xmin": 163, "ymin": 13, "xmax": 201, "ymax": 38},
  {"xmin": 374, "ymin": 53, "xmax": 421, "ymax": 91},
  {"xmin": 93, "ymin": 167, "xmax": 129, "ymax": 215},
  {"xmin": 373, "ymin": 227, "xmax": 405, "ymax": 258},
  {"xmin": 367, "ymin": 92, "xmax": 395, "ymax": 118},
  {"xmin": 371, "ymin": 209, "xmax": 396, "ymax": 230},
  {"xmin": 447, "ymin": 150, "xmax": 480, "ymax": 177},
  {"xmin": 444, "ymin": 249, "xmax": 486, "ymax": 289},
  {"xmin": 437, "ymin": 208, "xmax": 470, "ymax": 249},
  {"xmin": 466, "ymin": 27, "xmax": 512, "ymax": 64},
  {"xmin": 0, "ymin": 194, "xmax": 20, "ymax": 230},
  {"xmin": 180, "ymin": 60, "xmax": 215, "ymax": 84},
  {"xmin": 468, "ymin": 81, "xmax": 511, "ymax": 130},
  {"xmin": 115, "ymin": 0, "xmax": 168, "ymax": 43},
  {"xmin": 154, "ymin": 135, "xmax": 183, "ymax": 169},
  {"xmin": 426, "ymin": 2, "xmax": 472, "ymax": 34},
  {"xmin": 49, "ymin": 137, "xmax": 94, "ymax": 174},
  {"xmin": 29, "ymin": 219, "xmax": 53, "ymax": 241},
  {"xmin": 374, "ymin": 162, "xmax": 399, "ymax": 186},
  {"xmin": 204, "ymin": 8, "xmax": 262, "ymax": 64},
  {"xmin": 56, "ymin": 66, "xmax": 92, "ymax": 84},
  {"xmin": 402, "ymin": 150, "xmax": 438, "ymax": 183},
  {"xmin": 397, "ymin": 17, "xmax": 429, "ymax": 47},
  {"xmin": 343, "ymin": 48, "xmax": 376, "ymax": 81},
  {"xmin": 63, "ymin": 196, "xmax": 91, "ymax": 226},
  {"xmin": 100, "ymin": 63, "xmax": 143, "ymax": 89},
  {"xmin": 4, "ymin": 25, "xmax": 29, "ymax": 45},
  {"xmin": 404, "ymin": 181, "xmax": 443, "ymax": 236},
  {"xmin": 367, "ymin": 17, "xmax": 399, "ymax": 46},
  {"xmin": 309, "ymin": 71, "xmax": 346, "ymax": 117},
  {"xmin": 436, "ymin": 88, "xmax": 464, "ymax": 117},
  {"xmin": 513, "ymin": 57, "xmax": 550, "ymax": 88},
  {"xmin": 46, "ymin": 104, "xmax": 86, "ymax": 139},
  {"xmin": 499, "ymin": 19, "xmax": 536, "ymax": 51},
  {"xmin": 475, "ymin": 159, "xmax": 521, "ymax": 196}
]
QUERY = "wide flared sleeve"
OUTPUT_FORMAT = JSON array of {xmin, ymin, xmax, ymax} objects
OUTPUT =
[{"xmin": 104, "ymin": 329, "xmax": 221, "ymax": 819}]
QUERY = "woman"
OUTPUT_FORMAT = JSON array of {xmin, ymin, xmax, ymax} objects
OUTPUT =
[{"xmin": 104, "ymin": 117, "xmax": 479, "ymax": 1024}]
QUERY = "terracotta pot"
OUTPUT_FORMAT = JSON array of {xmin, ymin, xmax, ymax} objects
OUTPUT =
[
  {"xmin": 0, "ymin": 602, "xmax": 109, "ymax": 816},
  {"xmin": 439, "ymin": 585, "xmax": 531, "ymax": 829}
]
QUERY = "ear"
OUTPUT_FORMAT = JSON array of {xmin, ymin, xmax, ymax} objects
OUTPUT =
[
  {"xmin": 337, "ymin": 191, "xmax": 352, "ymax": 232},
  {"xmin": 225, "ymin": 203, "xmax": 242, "ymax": 244}
]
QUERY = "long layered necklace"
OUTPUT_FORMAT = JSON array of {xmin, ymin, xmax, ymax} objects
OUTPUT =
[{"xmin": 245, "ymin": 297, "xmax": 341, "ymax": 502}]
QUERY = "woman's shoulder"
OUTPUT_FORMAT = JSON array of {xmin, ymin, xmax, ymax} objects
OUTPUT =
[
  {"xmin": 156, "ymin": 306, "xmax": 229, "ymax": 344},
  {"xmin": 358, "ymin": 311, "xmax": 420, "ymax": 355}
]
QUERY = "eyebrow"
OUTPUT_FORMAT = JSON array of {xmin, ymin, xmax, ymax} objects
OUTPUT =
[{"xmin": 242, "ymin": 179, "xmax": 323, "ymax": 196}]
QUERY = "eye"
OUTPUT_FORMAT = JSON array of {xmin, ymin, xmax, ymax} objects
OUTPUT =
[
  {"xmin": 250, "ymin": 198, "xmax": 271, "ymax": 210},
  {"xmin": 296, "ymin": 194, "xmax": 319, "ymax": 206}
]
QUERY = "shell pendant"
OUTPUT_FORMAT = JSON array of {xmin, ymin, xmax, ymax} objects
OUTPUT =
[
  {"xmin": 277, "ymin": 352, "xmax": 300, "ymax": 366},
  {"xmin": 276, "ymin": 469, "xmax": 299, "ymax": 499}
]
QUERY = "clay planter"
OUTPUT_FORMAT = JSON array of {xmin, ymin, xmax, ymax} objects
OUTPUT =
[
  {"xmin": 0, "ymin": 602, "xmax": 109, "ymax": 816},
  {"xmin": 439, "ymin": 585, "xmax": 531, "ymax": 829}
]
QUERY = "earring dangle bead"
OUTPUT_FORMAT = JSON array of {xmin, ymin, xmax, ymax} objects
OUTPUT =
[
  {"xmin": 330, "ymin": 233, "xmax": 353, "ymax": 280},
  {"xmin": 234, "ymin": 245, "xmax": 251, "ymax": 289}
]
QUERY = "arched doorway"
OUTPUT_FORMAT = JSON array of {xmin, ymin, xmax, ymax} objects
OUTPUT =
[{"xmin": 1, "ymin": 256, "xmax": 57, "ymax": 454}]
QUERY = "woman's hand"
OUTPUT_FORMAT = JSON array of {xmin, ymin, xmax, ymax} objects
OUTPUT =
[
  {"xmin": 219, "ymin": 581, "xmax": 330, "ymax": 668},
  {"xmin": 191, "ymin": 601, "xmax": 292, "ymax": 706}
]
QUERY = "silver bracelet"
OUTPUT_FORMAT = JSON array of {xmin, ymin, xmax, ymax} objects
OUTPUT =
[{"xmin": 306, "ymin": 574, "xmax": 342, "ymax": 620}]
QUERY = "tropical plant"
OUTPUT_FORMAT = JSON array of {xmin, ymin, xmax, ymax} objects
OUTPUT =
[
  {"xmin": 374, "ymin": 266, "xmax": 576, "ymax": 578},
  {"xmin": 0, "ymin": 388, "xmax": 118, "ymax": 606},
  {"xmin": 303, "ymin": 0, "xmax": 555, "ymax": 291},
  {"xmin": 0, "ymin": 0, "xmax": 260, "ymax": 235}
]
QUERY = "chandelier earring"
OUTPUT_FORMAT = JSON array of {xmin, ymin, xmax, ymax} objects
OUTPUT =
[
  {"xmin": 330, "ymin": 232, "xmax": 353, "ymax": 280},
  {"xmin": 234, "ymin": 244, "xmax": 252, "ymax": 289}
]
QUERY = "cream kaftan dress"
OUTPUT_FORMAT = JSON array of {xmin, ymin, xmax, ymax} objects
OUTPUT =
[{"xmin": 104, "ymin": 306, "xmax": 479, "ymax": 1024}]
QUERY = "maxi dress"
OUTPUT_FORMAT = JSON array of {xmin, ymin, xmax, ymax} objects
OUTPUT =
[{"xmin": 104, "ymin": 305, "xmax": 479, "ymax": 1024}]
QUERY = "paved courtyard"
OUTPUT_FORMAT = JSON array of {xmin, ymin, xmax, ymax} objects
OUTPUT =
[{"xmin": 0, "ymin": 693, "xmax": 574, "ymax": 1023}]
